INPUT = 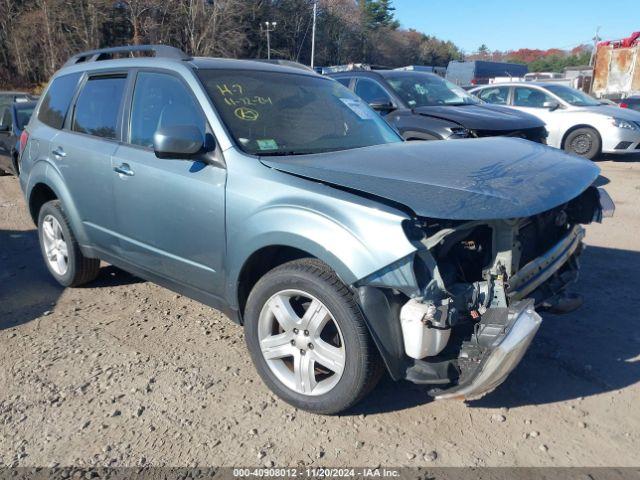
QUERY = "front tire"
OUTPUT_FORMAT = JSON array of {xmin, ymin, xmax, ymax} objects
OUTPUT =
[
  {"xmin": 37, "ymin": 200, "xmax": 100, "ymax": 287},
  {"xmin": 244, "ymin": 259, "xmax": 383, "ymax": 414},
  {"xmin": 563, "ymin": 127, "xmax": 601, "ymax": 160}
]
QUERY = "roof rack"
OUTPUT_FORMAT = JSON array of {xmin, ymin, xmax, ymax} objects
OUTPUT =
[{"xmin": 63, "ymin": 45, "xmax": 190, "ymax": 67}]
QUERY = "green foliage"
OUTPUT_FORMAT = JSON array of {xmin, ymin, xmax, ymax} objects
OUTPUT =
[
  {"xmin": 527, "ymin": 51, "xmax": 592, "ymax": 73},
  {"xmin": 360, "ymin": 0, "xmax": 400, "ymax": 30}
]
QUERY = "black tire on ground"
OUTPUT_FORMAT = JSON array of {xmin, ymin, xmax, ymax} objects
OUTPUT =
[
  {"xmin": 12, "ymin": 153, "xmax": 20, "ymax": 176},
  {"xmin": 37, "ymin": 199, "xmax": 100, "ymax": 287},
  {"xmin": 244, "ymin": 258, "xmax": 384, "ymax": 414},
  {"xmin": 563, "ymin": 127, "xmax": 601, "ymax": 160},
  {"xmin": 0, "ymin": 167, "xmax": 9, "ymax": 176}
]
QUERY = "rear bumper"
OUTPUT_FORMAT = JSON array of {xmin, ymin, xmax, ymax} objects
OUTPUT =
[{"xmin": 433, "ymin": 300, "xmax": 542, "ymax": 400}]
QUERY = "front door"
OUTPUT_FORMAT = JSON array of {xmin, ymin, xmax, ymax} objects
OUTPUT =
[
  {"xmin": 111, "ymin": 70, "xmax": 227, "ymax": 297},
  {"xmin": 510, "ymin": 86, "xmax": 564, "ymax": 147}
]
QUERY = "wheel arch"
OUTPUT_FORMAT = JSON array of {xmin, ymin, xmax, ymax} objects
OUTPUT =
[
  {"xmin": 560, "ymin": 124, "xmax": 602, "ymax": 150},
  {"xmin": 28, "ymin": 182, "xmax": 58, "ymax": 223},
  {"xmin": 235, "ymin": 245, "xmax": 317, "ymax": 321},
  {"xmin": 25, "ymin": 165, "xmax": 90, "ymax": 245}
]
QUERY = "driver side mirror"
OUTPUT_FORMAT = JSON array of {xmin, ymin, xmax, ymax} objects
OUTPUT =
[
  {"xmin": 543, "ymin": 100, "xmax": 560, "ymax": 111},
  {"xmin": 369, "ymin": 100, "xmax": 396, "ymax": 113},
  {"xmin": 153, "ymin": 125, "xmax": 208, "ymax": 159}
]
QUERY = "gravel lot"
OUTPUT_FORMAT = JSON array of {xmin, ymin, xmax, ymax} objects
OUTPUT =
[{"xmin": 1, "ymin": 158, "xmax": 639, "ymax": 468}]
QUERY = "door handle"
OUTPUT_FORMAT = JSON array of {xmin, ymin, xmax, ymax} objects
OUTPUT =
[
  {"xmin": 51, "ymin": 147, "xmax": 66, "ymax": 158},
  {"xmin": 113, "ymin": 163, "xmax": 135, "ymax": 176}
]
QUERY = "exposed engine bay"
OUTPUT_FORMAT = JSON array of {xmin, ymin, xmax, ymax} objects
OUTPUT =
[{"xmin": 357, "ymin": 185, "xmax": 614, "ymax": 400}]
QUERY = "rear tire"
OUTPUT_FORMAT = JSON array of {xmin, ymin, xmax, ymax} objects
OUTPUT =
[
  {"xmin": 244, "ymin": 259, "xmax": 383, "ymax": 414},
  {"xmin": 37, "ymin": 200, "xmax": 100, "ymax": 287},
  {"xmin": 563, "ymin": 127, "xmax": 601, "ymax": 160}
]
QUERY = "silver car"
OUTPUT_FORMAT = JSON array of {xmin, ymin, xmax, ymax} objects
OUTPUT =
[
  {"xmin": 19, "ymin": 45, "xmax": 613, "ymax": 414},
  {"xmin": 471, "ymin": 82, "xmax": 640, "ymax": 159}
]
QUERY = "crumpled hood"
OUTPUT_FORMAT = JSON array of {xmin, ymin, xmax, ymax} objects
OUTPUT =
[
  {"xmin": 261, "ymin": 138, "xmax": 600, "ymax": 220},
  {"xmin": 413, "ymin": 104, "xmax": 545, "ymax": 130}
]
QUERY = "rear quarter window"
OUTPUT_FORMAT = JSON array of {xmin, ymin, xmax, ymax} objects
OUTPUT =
[{"xmin": 38, "ymin": 72, "xmax": 82, "ymax": 129}]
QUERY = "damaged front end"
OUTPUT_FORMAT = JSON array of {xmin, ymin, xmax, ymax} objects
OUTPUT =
[{"xmin": 356, "ymin": 186, "xmax": 614, "ymax": 400}]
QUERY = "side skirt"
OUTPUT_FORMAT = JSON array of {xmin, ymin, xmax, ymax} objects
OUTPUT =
[{"xmin": 81, "ymin": 245, "xmax": 241, "ymax": 324}]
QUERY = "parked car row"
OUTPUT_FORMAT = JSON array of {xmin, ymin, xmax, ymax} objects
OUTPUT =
[
  {"xmin": 322, "ymin": 65, "xmax": 640, "ymax": 160},
  {"xmin": 327, "ymin": 69, "xmax": 548, "ymax": 143},
  {"xmin": 14, "ymin": 45, "xmax": 614, "ymax": 414}
]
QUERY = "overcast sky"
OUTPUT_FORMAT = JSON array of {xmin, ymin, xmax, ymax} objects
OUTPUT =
[{"xmin": 393, "ymin": 0, "xmax": 639, "ymax": 52}]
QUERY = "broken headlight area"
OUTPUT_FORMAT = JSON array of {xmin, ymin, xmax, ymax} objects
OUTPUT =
[{"xmin": 359, "ymin": 185, "xmax": 613, "ymax": 400}]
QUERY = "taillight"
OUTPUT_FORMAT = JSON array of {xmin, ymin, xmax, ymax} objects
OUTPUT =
[
  {"xmin": 471, "ymin": 78, "xmax": 477, "ymax": 85},
  {"xmin": 19, "ymin": 129, "xmax": 29, "ymax": 154},
  {"xmin": 619, "ymin": 103, "xmax": 629, "ymax": 108}
]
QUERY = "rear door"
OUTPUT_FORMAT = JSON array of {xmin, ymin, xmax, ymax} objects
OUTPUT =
[
  {"xmin": 51, "ymin": 72, "xmax": 128, "ymax": 252},
  {"xmin": 110, "ymin": 69, "xmax": 227, "ymax": 296}
]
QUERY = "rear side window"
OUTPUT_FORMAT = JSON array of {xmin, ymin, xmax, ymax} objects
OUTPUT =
[
  {"xmin": 38, "ymin": 73, "xmax": 81, "ymax": 129},
  {"xmin": 72, "ymin": 75, "xmax": 127, "ymax": 139}
]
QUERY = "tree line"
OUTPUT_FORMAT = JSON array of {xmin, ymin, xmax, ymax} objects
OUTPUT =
[
  {"xmin": 471, "ymin": 44, "xmax": 593, "ymax": 72},
  {"xmin": 0, "ymin": 0, "xmax": 463, "ymax": 89}
]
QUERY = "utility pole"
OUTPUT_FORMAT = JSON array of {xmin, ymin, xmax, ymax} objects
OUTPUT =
[
  {"xmin": 310, "ymin": 0, "xmax": 318, "ymax": 69},
  {"xmin": 264, "ymin": 21, "xmax": 277, "ymax": 60},
  {"xmin": 589, "ymin": 26, "xmax": 601, "ymax": 66}
]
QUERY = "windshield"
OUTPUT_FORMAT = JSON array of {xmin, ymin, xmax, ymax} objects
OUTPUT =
[
  {"xmin": 545, "ymin": 85, "xmax": 600, "ymax": 107},
  {"xmin": 15, "ymin": 105, "xmax": 34, "ymax": 130},
  {"xmin": 384, "ymin": 73, "xmax": 481, "ymax": 107},
  {"xmin": 197, "ymin": 69, "xmax": 402, "ymax": 155}
]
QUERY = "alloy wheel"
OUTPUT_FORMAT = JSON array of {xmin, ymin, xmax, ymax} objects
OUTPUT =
[
  {"xmin": 42, "ymin": 214, "xmax": 69, "ymax": 276},
  {"xmin": 257, "ymin": 289, "xmax": 346, "ymax": 396}
]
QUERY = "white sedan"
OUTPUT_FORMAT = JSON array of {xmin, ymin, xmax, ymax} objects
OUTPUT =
[{"xmin": 470, "ymin": 82, "xmax": 640, "ymax": 160}]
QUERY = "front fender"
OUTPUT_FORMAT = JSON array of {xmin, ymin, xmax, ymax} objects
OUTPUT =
[{"xmin": 225, "ymin": 197, "xmax": 416, "ymax": 309}]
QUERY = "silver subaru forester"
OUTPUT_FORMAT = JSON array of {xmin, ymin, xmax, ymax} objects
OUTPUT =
[{"xmin": 19, "ymin": 45, "xmax": 614, "ymax": 414}]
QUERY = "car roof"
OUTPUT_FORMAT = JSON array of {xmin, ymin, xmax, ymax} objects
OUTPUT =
[
  {"xmin": 57, "ymin": 55, "xmax": 322, "ymax": 79},
  {"xmin": 189, "ymin": 57, "xmax": 320, "ymax": 76},
  {"xmin": 473, "ymin": 82, "xmax": 561, "ymax": 89},
  {"xmin": 375, "ymin": 70, "xmax": 439, "ymax": 79}
]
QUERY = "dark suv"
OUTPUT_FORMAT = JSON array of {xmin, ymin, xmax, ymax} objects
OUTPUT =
[{"xmin": 328, "ymin": 69, "xmax": 548, "ymax": 142}]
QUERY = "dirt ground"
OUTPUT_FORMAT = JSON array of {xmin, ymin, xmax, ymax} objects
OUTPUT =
[{"xmin": 1, "ymin": 157, "xmax": 639, "ymax": 468}]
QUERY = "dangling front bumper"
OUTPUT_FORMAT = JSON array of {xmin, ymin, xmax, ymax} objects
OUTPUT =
[{"xmin": 431, "ymin": 300, "xmax": 542, "ymax": 401}]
